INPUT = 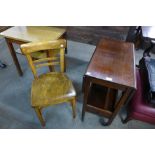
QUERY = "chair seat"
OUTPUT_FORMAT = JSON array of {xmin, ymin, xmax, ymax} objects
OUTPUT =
[
  {"xmin": 31, "ymin": 72, "xmax": 76, "ymax": 107},
  {"xmin": 130, "ymin": 96, "xmax": 155, "ymax": 118}
]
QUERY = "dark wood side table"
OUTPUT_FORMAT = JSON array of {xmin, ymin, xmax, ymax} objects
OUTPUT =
[
  {"xmin": 82, "ymin": 38, "xmax": 136, "ymax": 125},
  {"xmin": 0, "ymin": 26, "xmax": 66, "ymax": 76}
]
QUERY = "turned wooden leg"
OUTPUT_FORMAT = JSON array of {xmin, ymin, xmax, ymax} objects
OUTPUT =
[
  {"xmin": 34, "ymin": 107, "xmax": 45, "ymax": 127},
  {"xmin": 70, "ymin": 98, "xmax": 76, "ymax": 118}
]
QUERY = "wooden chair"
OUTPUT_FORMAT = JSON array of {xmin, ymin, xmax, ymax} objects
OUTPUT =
[{"xmin": 20, "ymin": 39, "xmax": 76, "ymax": 126}]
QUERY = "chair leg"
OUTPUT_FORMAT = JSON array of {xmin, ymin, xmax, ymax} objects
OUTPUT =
[
  {"xmin": 70, "ymin": 98, "xmax": 76, "ymax": 118},
  {"xmin": 34, "ymin": 107, "xmax": 45, "ymax": 127}
]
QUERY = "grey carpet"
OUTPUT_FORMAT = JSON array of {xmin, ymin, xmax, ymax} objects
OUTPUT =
[{"xmin": 0, "ymin": 38, "xmax": 155, "ymax": 128}]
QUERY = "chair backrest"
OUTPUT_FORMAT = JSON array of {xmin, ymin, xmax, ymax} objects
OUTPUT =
[{"xmin": 20, "ymin": 39, "xmax": 66, "ymax": 78}]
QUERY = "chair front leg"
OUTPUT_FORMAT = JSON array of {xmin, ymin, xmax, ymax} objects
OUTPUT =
[
  {"xmin": 70, "ymin": 98, "xmax": 76, "ymax": 118},
  {"xmin": 34, "ymin": 107, "xmax": 45, "ymax": 127}
]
